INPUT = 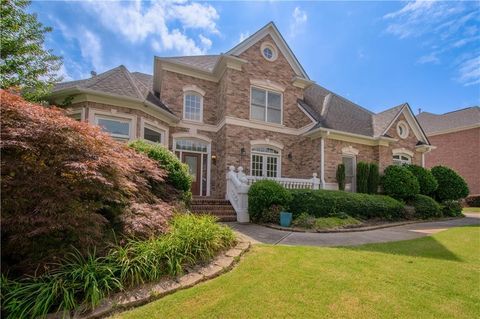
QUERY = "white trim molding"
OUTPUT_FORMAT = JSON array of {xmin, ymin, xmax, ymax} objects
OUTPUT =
[
  {"xmin": 260, "ymin": 41, "xmax": 278, "ymax": 62},
  {"xmin": 182, "ymin": 84, "xmax": 205, "ymax": 96},
  {"xmin": 342, "ymin": 145, "xmax": 360, "ymax": 156},
  {"xmin": 89, "ymin": 108, "xmax": 137, "ymax": 141},
  {"xmin": 250, "ymin": 79, "xmax": 285, "ymax": 92},
  {"xmin": 396, "ymin": 120, "xmax": 409, "ymax": 139},
  {"xmin": 250, "ymin": 138, "xmax": 284, "ymax": 150},
  {"xmin": 140, "ymin": 118, "xmax": 169, "ymax": 147},
  {"xmin": 392, "ymin": 148, "xmax": 414, "ymax": 157},
  {"xmin": 171, "ymin": 132, "xmax": 212, "ymax": 144}
]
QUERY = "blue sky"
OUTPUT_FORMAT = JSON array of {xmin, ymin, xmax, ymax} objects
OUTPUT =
[{"xmin": 31, "ymin": 1, "xmax": 479, "ymax": 114}]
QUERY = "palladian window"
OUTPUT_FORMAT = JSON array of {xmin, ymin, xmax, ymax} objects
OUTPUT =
[
  {"xmin": 393, "ymin": 154, "xmax": 411, "ymax": 165},
  {"xmin": 251, "ymin": 146, "xmax": 281, "ymax": 178}
]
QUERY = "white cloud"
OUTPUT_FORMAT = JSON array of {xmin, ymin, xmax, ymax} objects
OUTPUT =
[
  {"xmin": 238, "ymin": 32, "xmax": 250, "ymax": 43},
  {"xmin": 199, "ymin": 34, "xmax": 212, "ymax": 50},
  {"xmin": 384, "ymin": 1, "xmax": 480, "ymax": 86},
  {"xmin": 290, "ymin": 7, "xmax": 307, "ymax": 37},
  {"xmin": 79, "ymin": 29, "xmax": 103, "ymax": 72},
  {"xmin": 80, "ymin": 0, "xmax": 219, "ymax": 55}
]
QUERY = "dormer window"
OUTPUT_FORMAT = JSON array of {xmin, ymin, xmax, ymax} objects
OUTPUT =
[{"xmin": 250, "ymin": 87, "xmax": 282, "ymax": 124}]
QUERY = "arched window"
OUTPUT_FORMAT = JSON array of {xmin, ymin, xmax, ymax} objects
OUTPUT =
[
  {"xmin": 393, "ymin": 154, "xmax": 411, "ymax": 165},
  {"xmin": 251, "ymin": 146, "xmax": 281, "ymax": 178},
  {"xmin": 183, "ymin": 92, "xmax": 203, "ymax": 122}
]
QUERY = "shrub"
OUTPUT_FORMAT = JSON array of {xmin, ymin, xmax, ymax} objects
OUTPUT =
[
  {"xmin": 465, "ymin": 195, "xmax": 480, "ymax": 207},
  {"xmin": 367, "ymin": 163, "xmax": 380, "ymax": 194},
  {"xmin": 336, "ymin": 164, "xmax": 346, "ymax": 191},
  {"xmin": 441, "ymin": 200, "xmax": 463, "ymax": 217},
  {"xmin": 248, "ymin": 180, "xmax": 292, "ymax": 222},
  {"xmin": 410, "ymin": 194, "xmax": 442, "ymax": 219},
  {"xmin": 129, "ymin": 140, "xmax": 192, "ymax": 199},
  {"xmin": 382, "ymin": 165, "xmax": 420, "ymax": 199},
  {"xmin": 289, "ymin": 189, "xmax": 404, "ymax": 220},
  {"xmin": 405, "ymin": 164, "xmax": 438, "ymax": 195},
  {"xmin": 292, "ymin": 212, "xmax": 316, "ymax": 229},
  {"xmin": 0, "ymin": 90, "xmax": 174, "ymax": 276},
  {"xmin": 1, "ymin": 214, "xmax": 235, "ymax": 319},
  {"xmin": 314, "ymin": 216, "xmax": 361, "ymax": 229},
  {"xmin": 356, "ymin": 162, "xmax": 370, "ymax": 193},
  {"xmin": 431, "ymin": 166, "xmax": 469, "ymax": 201}
]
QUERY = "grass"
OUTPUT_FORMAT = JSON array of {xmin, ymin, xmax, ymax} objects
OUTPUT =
[
  {"xmin": 112, "ymin": 226, "xmax": 480, "ymax": 319},
  {"xmin": 463, "ymin": 207, "xmax": 480, "ymax": 213}
]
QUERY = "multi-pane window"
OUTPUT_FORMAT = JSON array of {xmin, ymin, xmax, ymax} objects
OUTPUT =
[
  {"xmin": 184, "ymin": 93, "xmax": 202, "ymax": 121},
  {"xmin": 251, "ymin": 146, "xmax": 280, "ymax": 177},
  {"xmin": 251, "ymin": 87, "xmax": 282, "ymax": 124},
  {"xmin": 143, "ymin": 126, "xmax": 163, "ymax": 144},
  {"xmin": 175, "ymin": 139, "xmax": 208, "ymax": 152},
  {"xmin": 393, "ymin": 154, "xmax": 411, "ymax": 165},
  {"xmin": 96, "ymin": 116, "xmax": 131, "ymax": 141}
]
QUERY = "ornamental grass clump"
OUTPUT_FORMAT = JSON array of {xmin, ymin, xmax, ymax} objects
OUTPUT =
[{"xmin": 1, "ymin": 214, "xmax": 236, "ymax": 319}]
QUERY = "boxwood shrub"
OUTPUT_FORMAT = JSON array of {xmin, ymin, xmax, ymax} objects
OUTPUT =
[
  {"xmin": 409, "ymin": 194, "xmax": 442, "ymax": 219},
  {"xmin": 405, "ymin": 164, "xmax": 438, "ymax": 196},
  {"xmin": 431, "ymin": 166, "xmax": 469, "ymax": 201},
  {"xmin": 289, "ymin": 189, "xmax": 404, "ymax": 220},
  {"xmin": 382, "ymin": 165, "xmax": 420, "ymax": 199},
  {"xmin": 441, "ymin": 200, "xmax": 463, "ymax": 217},
  {"xmin": 248, "ymin": 180, "xmax": 292, "ymax": 222}
]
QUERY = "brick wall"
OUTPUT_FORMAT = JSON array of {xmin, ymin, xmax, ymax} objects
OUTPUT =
[{"xmin": 425, "ymin": 127, "xmax": 480, "ymax": 194}]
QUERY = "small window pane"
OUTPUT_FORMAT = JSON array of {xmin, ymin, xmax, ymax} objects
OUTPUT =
[
  {"xmin": 251, "ymin": 104, "xmax": 266, "ymax": 121},
  {"xmin": 252, "ymin": 147, "xmax": 279, "ymax": 154},
  {"xmin": 267, "ymin": 108, "xmax": 281, "ymax": 124},
  {"xmin": 144, "ymin": 127, "xmax": 162, "ymax": 143},
  {"xmin": 184, "ymin": 94, "xmax": 202, "ymax": 121},
  {"xmin": 97, "ymin": 118, "xmax": 130, "ymax": 137},
  {"xmin": 251, "ymin": 155, "xmax": 263, "ymax": 177},
  {"xmin": 251, "ymin": 88, "xmax": 266, "ymax": 106},
  {"xmin": 266, "ymin": 156, "xmax": 278, "ymax": 177},
  {"xmin": 263, "ymin": 48, "xmax": 273, "ymax": 59},
  {"xmin": 267, "ymin": 92, "xmax": 281, "ymax": 109},
  {"xmin": 176, "ymin": 139, "xmax": 208, "ymax": 152}
]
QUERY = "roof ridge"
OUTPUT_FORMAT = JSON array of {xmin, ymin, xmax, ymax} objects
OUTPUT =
[
  {"xmin": 119, "ymin": 65, "xmax": 145, "ymax": 100},
  {"xmin": 83, "ymin": 65, "xmax": 126, "ymax": 88},
  {"xmin": 312, "ymin": 83, "xmax": 374, "ymax": 115},
  {"xmin": 442, "ymin": 106, "xmax": 480, "ymax": 115}
]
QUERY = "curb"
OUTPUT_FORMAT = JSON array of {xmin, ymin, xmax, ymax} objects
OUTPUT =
[
  {"xmin": 261, "ymin": 216, "xmax": 465, "ymax": 233},
  {"xmin": 47, "ymin": 240, "xmax": 251, "ymax": 319}
]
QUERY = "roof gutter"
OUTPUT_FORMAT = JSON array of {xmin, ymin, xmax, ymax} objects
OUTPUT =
[
  {"xmin": 51, "ymin": 87, "xmax": 179, "ymax": 123},
  {"xmin": 304, "ymin": 126, "xmax": 397, "ymax": 143}
]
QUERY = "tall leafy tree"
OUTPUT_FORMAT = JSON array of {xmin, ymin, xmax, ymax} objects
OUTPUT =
[{"xmin": 1, "ymin": 0, "xmax": 62, "ymax": 101}]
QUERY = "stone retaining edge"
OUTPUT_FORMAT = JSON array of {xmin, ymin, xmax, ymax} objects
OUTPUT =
[
  {"xmin": 262, "ymin": 216, "xmax": 464, "ymax": 233},
  {"xmin": 47, "ymin": 240, "xmax": 251, "ymax": 319}
]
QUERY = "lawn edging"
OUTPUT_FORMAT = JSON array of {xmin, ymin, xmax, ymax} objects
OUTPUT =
[
  {"xmin": 261, "ymin": 216, "xmax": 465, "ymax": 233},
  {"xmin": 46, "ymin": 240, "xmax": 251, "ymax": 319}
]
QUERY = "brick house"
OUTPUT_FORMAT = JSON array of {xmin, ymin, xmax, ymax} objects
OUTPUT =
[
  {"xmin": 50, "ymin": 22, "xmax": 433, "ymax": 201},
  {"xmin": 417, "ymin": 107, "xmax": 480, "ymax": 195}
]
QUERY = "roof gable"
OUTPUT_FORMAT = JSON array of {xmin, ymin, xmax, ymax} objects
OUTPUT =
[{"xmin": 227, "ymin": 22, "xmax": 309, "ymax": 79}]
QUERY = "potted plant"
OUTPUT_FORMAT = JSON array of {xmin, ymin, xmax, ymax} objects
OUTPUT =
[{"xmin": 280, "ymin": 210, "xmax": 293, "ymax": 227}]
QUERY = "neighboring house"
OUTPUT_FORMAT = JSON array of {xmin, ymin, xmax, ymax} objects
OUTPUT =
[
  {"xmin": 50, "ymin": 22, "xmax": 434, "ymax": 198},
  {"xmin": 417, "ymin": 107, "xmax": 480, "ymax": 195}
]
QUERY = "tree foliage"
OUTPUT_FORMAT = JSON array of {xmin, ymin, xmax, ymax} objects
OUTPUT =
[
  {"xmin": 336, "ymin": 163, "xmax": 346, "ymax": 191},
  {"xmin": 382, "ymin": 165, "xmax": 420, "ymax": 200},
  {"xmin": 0, "ymin": 0, "xmax": 62, "ymax": 101},
  {"xmin": 0, "ymin": 90, "xmax": 174, "ymax": 276},
  {"xmin": 431, "ymin": 166, "xmax": 469, "ymax": 201},
  {"xmin": 356, "ymin": 162, "xmax": 370, "ymax": 193},
  {"xmin": 405, "ymin": 164, "xmax": 438, "ymax": 196},
  {"xmin": 367, "ymin": 163, "xmax": 380, "ymax": 194}
]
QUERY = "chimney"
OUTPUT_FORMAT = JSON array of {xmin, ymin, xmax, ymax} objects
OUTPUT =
[
  {"xmin": 90, "ymin": 71, "xmax": 97, "ymax": 77},
  {"xmin": 418, "ymin": 108, "xmax": 422, "ymax": 114}
]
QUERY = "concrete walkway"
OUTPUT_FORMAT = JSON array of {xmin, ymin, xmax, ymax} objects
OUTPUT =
[{"xmin": 225, "ymin": 213, "xmax": 480, "ymax": 247}]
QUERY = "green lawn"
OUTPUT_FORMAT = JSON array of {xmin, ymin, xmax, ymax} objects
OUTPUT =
[
  {"xmin": 112, "ymin": 226, "xmax": 480, "ymax": 319},
  {"xmin": 464, "ymin": 207, "xmax": 480, "ymax": 213}
]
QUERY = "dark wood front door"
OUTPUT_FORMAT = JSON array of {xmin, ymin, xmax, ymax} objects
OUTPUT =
[{"xmin": 182, "ymin": 152, "xmax": 201, "ymax": 196}]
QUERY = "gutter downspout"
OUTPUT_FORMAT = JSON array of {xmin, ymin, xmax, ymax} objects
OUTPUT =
[{"xmin": 320, "ymin": 136, "xmax": 326, "ymax": 189}]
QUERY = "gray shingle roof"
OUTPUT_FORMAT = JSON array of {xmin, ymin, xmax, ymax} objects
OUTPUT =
[
  {"xmin": 53, "ymin": 66, "xmax": 174, "ymax": 115},
  {"xmin": 417, "ymin": 106, "xmax": 480, "ymax": 134},
  {"xmin": 372, "ymin": 103, "xmax": 406, "ymax": 137},
  {"xmin": 160, "ymin": 55, "xmax": 221, "ymax": 72}
]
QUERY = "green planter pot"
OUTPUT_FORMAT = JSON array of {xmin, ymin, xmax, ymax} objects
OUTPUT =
[{"xmin": 280, "ymin": 211, "xmax": 293, "ymax": 227}]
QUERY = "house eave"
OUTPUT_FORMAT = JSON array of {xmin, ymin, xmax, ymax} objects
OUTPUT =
[{"xmin": 305, "ymin": 126, "xmax": 397, "ymax": 146}]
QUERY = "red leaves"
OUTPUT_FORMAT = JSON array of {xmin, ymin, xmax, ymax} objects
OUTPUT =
[{"xmin": 0, "ymin": 90, "xmax": 174, "ymax": 276}]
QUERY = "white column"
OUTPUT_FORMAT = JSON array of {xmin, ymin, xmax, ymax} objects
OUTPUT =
[{"xmin": 320, "ymin": 137, "xmax": 326, "ymax": 188}]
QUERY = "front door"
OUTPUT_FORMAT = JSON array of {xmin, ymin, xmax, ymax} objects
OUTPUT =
[{"xmin": 182, "ymin": 152, "xmax": 201, "ymax": 196}]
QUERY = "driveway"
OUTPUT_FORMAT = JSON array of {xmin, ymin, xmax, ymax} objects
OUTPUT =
[{"xmin": 225, "ymin": 213, "xmax": 480, "ymax": 247}]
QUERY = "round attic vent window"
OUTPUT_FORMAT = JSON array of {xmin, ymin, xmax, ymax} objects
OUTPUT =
[
  {"xmin": 396, "ymin": 121, "xmax": 409, "ymax": 139},
  {"xmin": 260, "ymin": 42, "xmax": 277, "ymax": 61}
]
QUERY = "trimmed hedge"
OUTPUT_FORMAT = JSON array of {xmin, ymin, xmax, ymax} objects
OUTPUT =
[
  {"xmin": 405, "ymin": 164, "xmax": 438, "ymax": 196},
  {"xmin": 248, "ymin": 180, "xmax": 292, "ymax": 222},
  {"xmin": 441, "ymin": 200, "xmax": 463, "ymax": 217},
  {"xmin": 410, "ymin": 194, "xmax": 442, "ymax": 219},
  {"xmin": 336, "ymin": 164, "xmax": 346, "ymax": 191},
  {"xmin": 356, "ymin": 162, "xmax": 369, "ymax": 193},
  {"xmin": 367, "ymin": 163, "xmax": 380, "ymax": 194},
  {"xmin": 382, "ymin": 165, "xmax": 420, "ymax": 199},
  {"xmin": 431, "ymin": 166, "xmax": 469, "ymax": 201},
  {"xmin": 289, "ymin": 189, "xmax": 404, "ymax": 220}
]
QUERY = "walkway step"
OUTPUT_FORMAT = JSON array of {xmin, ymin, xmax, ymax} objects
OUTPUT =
[{"xmin": 191, "ymin": 198, "xmax": 237, "ymax": 222}]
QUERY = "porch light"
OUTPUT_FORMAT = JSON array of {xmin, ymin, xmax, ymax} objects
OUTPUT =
[
  {"xmin": 211, "ymin": 155, "xmax": 217, "ymax": 165},
  {"xmin": 240, "ymin": 147, "xmax": 246, "ymax": 156}
]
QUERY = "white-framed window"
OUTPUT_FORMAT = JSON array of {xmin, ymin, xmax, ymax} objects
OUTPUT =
[
  {"xmin": 95, "ymin": 115, "xmax": 132, "ymax": 141},
  {"xmin": 140, "ymin": 119, "xmax": 168, "ymax": 146},
  {"xmin": 250, "ymin": 87, "xmax": 282, "ymax": 124},
  {"xmin": 396, "ymin": 121, "xmax": 409, "ymax": 139},
  {"xmin": 260, "ymin": 42, "xmax": 278, "ymax": 62},
  {"xmin": 183, "ymin": 92, "xmax": 203, "ymax": 122},
  {"xmin": 393, "ymin": 154, "xmax": 411, "ymax": 165},
  {"xmin": 251, "ymin": 146, "xmax": 281, "ymax": 178},
  {"xmin": 342, "ymin": 155, "xmax": 356, "ymax": 192},
  {"xmin": 69, "ymin": 113, "xmax": 82, "ymax": 121}
]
